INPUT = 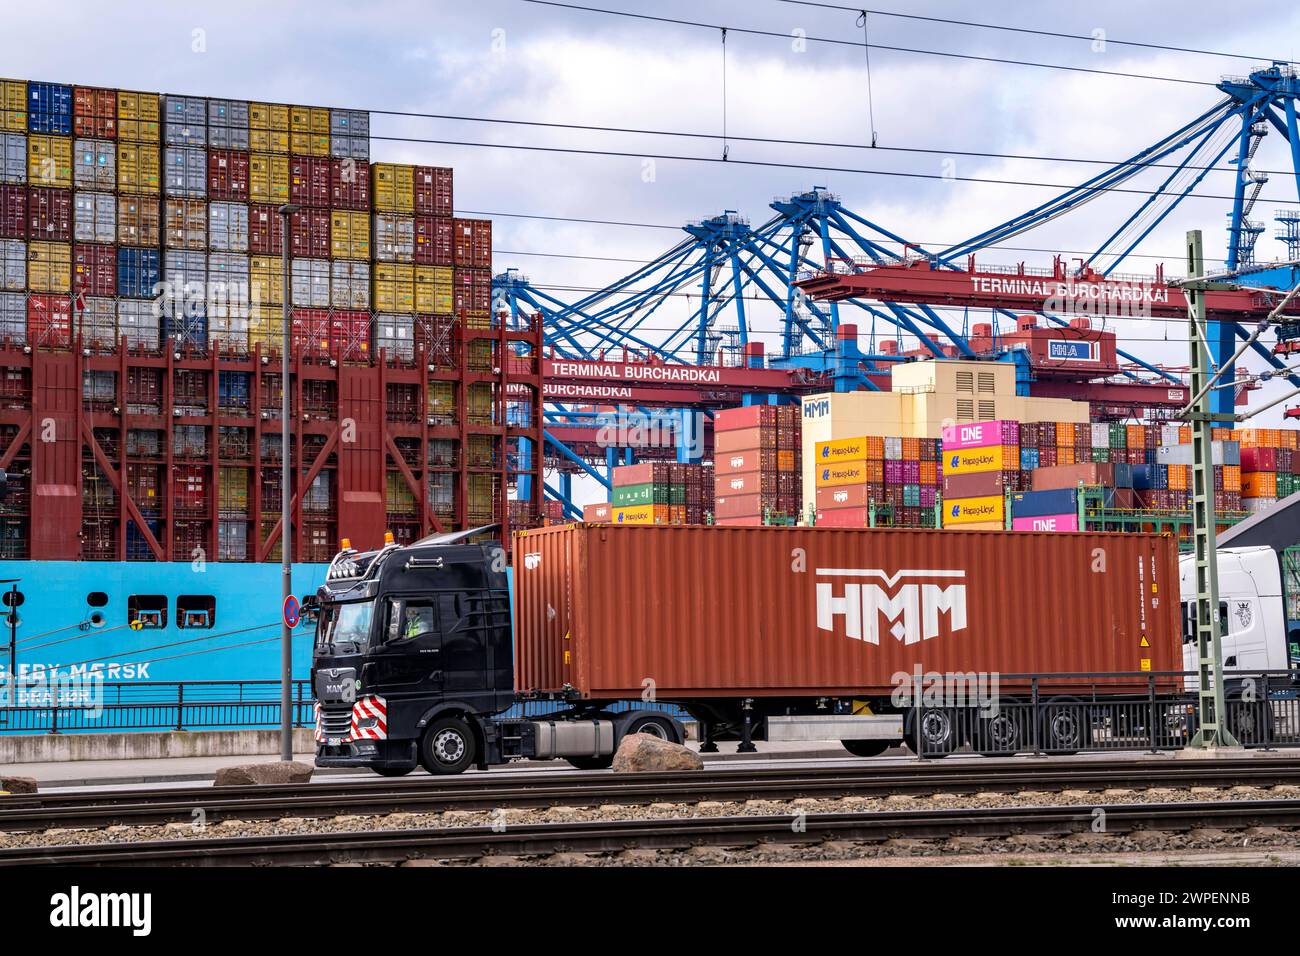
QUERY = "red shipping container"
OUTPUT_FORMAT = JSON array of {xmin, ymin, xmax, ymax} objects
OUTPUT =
[
  {"xmin": 73, "ymin": 242, "xmax": 116, "ymax": 297},
  {"xmin": 718, "ymin": 471, "xmax": 778, "ymax": 496},
  {"xmin": 289, "ymin": 155, "xmax": 330, "ymax": 208},
  {"xmin": 289, "ymin": 208, "xmax": 330, "ymax": 259},
  {"xmin": 292, "ymin": 308, "xmax": 331, "ymax": 359},
  {"xmin": 713, "ymin": 492, "xmax": 777, "ymax": 519},
  {"xmin": 612, "ymin": 462, "xmax": 672, "ymax": 486},
  {"xmin": 715, "ymin": 427, "xmax": 777, "ymax": 454},
  {"xmin": 414, "ymin": 166, "xmax": 453, "ymax": 217},
  {"xmin": 207, "ymin": 149, "xmax": 250, "ymax": 202},
  {"xmin": 27, "ymin": 294, "xmax": 73, "ymax": 348},
  {"xmin": 453, "ymin": 267, "xmax": 491, "ymax": 314},
  {"xmin": 173, "ymin": 465, "xmax": 207, "ymax": 513},
  {"xmin": 715, "ymin": 405, "xmax": 780, "ymax": 432},
  {"xmin": 0, "ymin": 185, "xmax": 26, "ymax": 239},
  {"xmin": 414, "ymin": 215, "xmax": 452, "ymax": 266},
  {"xmin": 330, "ymin": 157, "xmax": 370, "ymax": 210},
  {"xmin": 582, "ymin": 503, "xmax": 611, "ymax": 523},
  {"xmin": 452, "ymin": 217, "xmax": 491, "ymax": 268},
  {"xmin": 715, "ymin": 448, "xmax": 779, "ymax": 476},
  {"xmin": 1239, "ymin": 447, "xmax": 1277, "ymax": 472},
  {"xmin": 330, "ymin": 309, "xmax": 370, "ymax": 361},
  {"xmin": 816, "ymin": 485, "xmax": 872, "ymax": 510},
  {"xmin": 815, "ymin": 506, "xmax": 870, "ymax": 528},
  {"xmin": 249, "ymin": 204, "xmax": 283, "ymax": 256},
  {"xmin": 74, "ymin": 87, "xmax": 117, "ymax": 139},
  {"xmin": 513, "ymin": 524, "xmax": 1183, "ymax": 698},
  {"xmin": 28, "ymin": 187, "xmax": 73, "ymax": 242}
]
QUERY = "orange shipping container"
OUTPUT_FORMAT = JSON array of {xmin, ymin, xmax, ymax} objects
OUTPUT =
[
  {"xmin": 1242, "ymin": 472, "xmax": 1277, "ymax": 498},
  {"xmin": 512, "ymin": 524, "xmax": 1182, "ymax": 698}
]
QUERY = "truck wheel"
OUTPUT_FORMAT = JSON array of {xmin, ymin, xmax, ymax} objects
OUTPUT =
[
  {"xmin": 1224, "ymin": 698, "xmax": 1273, "ymax": 746},
  {"xmin": 623, "ymin": 715, "xmax": 681, "ymax": 744},
  {"xmin": 974, "ymin": 713, "xmax": 1023, "ymax": 756},
  {"xmin": 372, "ymin": 765, "xmax": 415, "ymax": 777},
  {"xmin": 567, "ymin": 754, "xmax": 615, "ymax": 770},
  {"xmin": 905, "ymin": 707, "xmax": 958, "ymax": 758},
  {"xmin": 420, "ymin": 717, "xmax": 477, "ymax": 775},
  {"xmin": 841, "ymin": 739, "xmax": 891, "ymax": 758},
  {"xmin": 1039, "ymin": 702, "xmax": 1084, "ymax": 754}
]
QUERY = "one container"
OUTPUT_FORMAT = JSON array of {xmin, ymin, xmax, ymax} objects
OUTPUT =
[
  {"xmin": 1011, "ymin": 514, "xmax": 1080, "ymax": 532},
  {"xmin": 512, "ymin": 524, "xmax": 1182, "ymax": 698},
  {"xmin": 940, "ymin": 420, "xmax": 1019, "ymax": 450}
]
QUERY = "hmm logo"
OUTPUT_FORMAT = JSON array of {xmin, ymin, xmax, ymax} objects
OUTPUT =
[
  {"xmin": 804, "ymin": 399, "xmax": 830, "ymax": 419},
  {"xmin": 816, "ymin": 568, "xmax": 967, "ymax": 645},
  {"xmin": 522, "ymin": 552, "xmax": 542, "ymax": 570}
]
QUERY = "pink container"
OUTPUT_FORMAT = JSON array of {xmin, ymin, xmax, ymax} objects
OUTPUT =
[
  {"xmin": 942, "ymin": 420, "xmax": 1018, "ymax": 450},
  {"xmin": 884, "ymin": 460, "xmax": 903, "ymax": 484},
  {"xmin": 1012, "ymin": 513, "xmax": 1079, "ymax": 532}
]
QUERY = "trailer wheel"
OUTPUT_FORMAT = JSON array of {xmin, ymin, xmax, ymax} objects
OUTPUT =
[
  {"xmin": 841, "ymin": 739, "xmax": 891, "ymax": 758},
  {"xmin": 974, "ymin": 712, "xmax": 1023, "ymax": 756},
  {"xmin": 905, "ymin": 707, "xmax": 958, "ymax": 758},
  {"xmin": 623, "ymin": 715, "xmax": 681, "ymax": 744},
  {"xmin": 1039, "ymin": 701, "xmax": 1084, "ymax": 754},
  {"xmin": 1224, "ymin": 697, "xmax": 1273, "ymax": 746},
  {"xmin": 420, "ymin": 717, "xmax": 477, "ymax": 775}
]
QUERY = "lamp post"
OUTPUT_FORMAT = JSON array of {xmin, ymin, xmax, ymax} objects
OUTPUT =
[{"xmin": 277, "ymin": 202, "xmax": 300, "ymax": 761}]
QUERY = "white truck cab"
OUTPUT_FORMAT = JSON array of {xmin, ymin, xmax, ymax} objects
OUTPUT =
[{"xmin": 1178, "ymin": 546, "xmax": 1298, "ymax": 676}]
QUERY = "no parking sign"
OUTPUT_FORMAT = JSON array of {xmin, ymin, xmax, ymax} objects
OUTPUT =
[{"xmin": 282, "ymin": 595, "xmax": 301, "ymax": 628}]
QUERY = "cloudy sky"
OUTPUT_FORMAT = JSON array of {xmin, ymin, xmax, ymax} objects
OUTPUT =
[{"xmin": 6, "ymin": 0, "xmax": 1300, "ymax": 440}]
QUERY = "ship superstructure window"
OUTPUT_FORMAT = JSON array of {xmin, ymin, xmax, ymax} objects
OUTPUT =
[
  {"xmin": 177, "ymin": 595, "xmax": 216, "ymax": 629},
  {"xmin": 128, "ymin": 595, "xmax": 167, "ymax": 629}
]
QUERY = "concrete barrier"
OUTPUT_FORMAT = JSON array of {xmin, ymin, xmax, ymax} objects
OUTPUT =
[{"xmin": 0, "ymin": 729, "xmax": 316, "ymax": 764}]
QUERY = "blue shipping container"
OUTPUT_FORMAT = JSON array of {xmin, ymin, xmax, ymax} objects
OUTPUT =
[
  {"xmin": 218, "ymin": 370, "xmax": 251, "ymax": 408},
  {"xmin": 1020, "ymin": 447, "xmax": 1040, "ymax": 470},
  {"xmin": 1011, "ymin": 488, "xmax": 1077, "ymax": 519},
  {"xmin": 126, "ymin": 518, "xmax": 162, "ymax": 560},
  {"xmin": 118, "ymin": 247, "xmax": 161, "ymax": 298},
  {"xmin": 1131, "ymin": 464, "xmax": 1152, "ymax": 490},
  {"xmin": 27, "ymin": 82, "xmax": 73, "ymax": 134},
  {"xmin": 1113, "ymin": 462, "xmax": 1133, "ymax": 488},
  {"xmin": 164, "ymin": 312, "xmax": 208, "ymax": 351}
]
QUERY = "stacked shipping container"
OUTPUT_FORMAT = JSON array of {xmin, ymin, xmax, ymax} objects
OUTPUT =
[
  {"xmin": 812, "ymin": 434, "xmax": 941, "ymax": 528},
  {"xmin": 594, "ymin": 462, "xmax": 715, "ymax": 525},
  {"xmin": 712, "ymin": 405, "xmax": 801, "ymax": 525}
]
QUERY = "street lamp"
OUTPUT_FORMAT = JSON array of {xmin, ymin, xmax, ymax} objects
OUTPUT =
[{"xmin": 277, "ymin": 202, "xmax": 301, "ymax": 762}]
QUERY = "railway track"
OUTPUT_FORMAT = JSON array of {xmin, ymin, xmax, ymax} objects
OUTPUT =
[
  {"xmin": 3, "ymin": 756, "xmax": 1300, "ymax": 833},
  {"xmin": 3, "ymin": 798, "xmax": 1298, "ymax": 866}
]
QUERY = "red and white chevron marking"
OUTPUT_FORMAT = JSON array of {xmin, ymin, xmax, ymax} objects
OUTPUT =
[
  {"xmin": 313, "ymin": 702, "xmax": 323, "ymax": 742},
  {"xmin": 350, "ymin": 695, "xmax": 388, "ymax": 740}
]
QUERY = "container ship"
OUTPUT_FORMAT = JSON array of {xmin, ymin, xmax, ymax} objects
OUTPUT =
[{"xmin": 0, "ymin": 77, "xmax": 543, "ymax": 685}]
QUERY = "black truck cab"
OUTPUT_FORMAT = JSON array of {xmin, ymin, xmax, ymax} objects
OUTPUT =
[{"xmin": 312, "ymin": 529, "xmax": 514, "ymax": 775}]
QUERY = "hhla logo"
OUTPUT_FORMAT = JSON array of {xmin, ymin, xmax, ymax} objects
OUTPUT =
[{"xmin": 816, "ymin": 568, "xmax": 967, "ymax": 645}]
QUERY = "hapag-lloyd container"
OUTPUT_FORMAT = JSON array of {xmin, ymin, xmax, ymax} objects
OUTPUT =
[
  {"xmin": 1012, "ymin": 514, "xmax": 1079, "ymax": 532},
  {"xmin": 513, "ymin": 524, "xmax": 1181, "ymax": 698}
]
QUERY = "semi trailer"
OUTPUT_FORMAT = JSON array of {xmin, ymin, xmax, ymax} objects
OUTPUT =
[{"xmin": 312, "ymin": 523, "xmax": 1195, "ymax": 775}]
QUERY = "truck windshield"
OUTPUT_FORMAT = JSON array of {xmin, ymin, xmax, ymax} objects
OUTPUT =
[{"xmin": 317, "ymin": 599, "xmax": 376, "ymax": 652}]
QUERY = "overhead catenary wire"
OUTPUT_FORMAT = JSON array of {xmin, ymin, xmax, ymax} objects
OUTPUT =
[{"xmin": 856, "ymin": 9, "xmax": 878, "ymax": 148}]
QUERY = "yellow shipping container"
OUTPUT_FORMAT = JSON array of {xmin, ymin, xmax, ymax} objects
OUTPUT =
[
  {"xmin": 250, "ymin": 102, "xmax": 290, "ymax": 130},
  {"xmin": 249, "ymin": 258, "xmax": 284, "ymax": 306},
  {"xmin": 117, "ymin": 142, "xmax": 161, "ymax": 194},
  {"xmin": 612, "ymin": 504, "xmax": 670, "ymax": 526},
  {"xmin": 414, "ymin": 265, "xmax": 454, "ymax": 314},
  {"xmin": 814, "ymin": 461, "xmax": 871, "ymax": 488},
  {"xmin": 944, "ymin": 445, "xmax": 1003, "ymax": 476},
  {"xmin": 814, "ymin": 436, "xmax": 870, "ymax": 464},
  {"xmin": 944, "ymin": 495, "xmax": 1004, "ymax": 526},
  {"xmin": 28, "ymin": 241, "xmax": 72, "ymax": 293},
  {"xmin": 330, "ymin": 210, "xmax": 370, "ymax": 260},
  {"xmin": 248, "ymin": 306, "xmax": 284, "ymax": 352},
  {"xmin": 28, "ymin": 134, "xmax": 72, "ymax": 187},
  {"xmin": 117, "ymin": 91, "xmax": 160, "ymax": 142},
  {"xmin": 290, "ymin": 107, "xmax": 331, "ymax": 157},
  {"xmin": 249, "ymin": 152, "xmax": 289, "ymax": 204},
  {"xmin": 372, "ymin": 163, "xmax": 414, "ymax": 213},
  {"xmin": 949, "ymin": 520, "xmax": 1005, "ymax": 531},
  {"xmin": 251, "ymin": 127, "xmax": 289, "ymax": 154},
  {"xmin": 1, "ymin": 78, "xmax": 24, "ymax": 132},
  {"xmin": 375, "ymin": 263, "xmax": 415, "ymax": 314}
]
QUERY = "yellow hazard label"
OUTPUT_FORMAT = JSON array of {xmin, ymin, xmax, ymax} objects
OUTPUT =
[
  {"xmin": 1152, "ymin": 583, "xmax": 1158, "ymax": 593},
  {"xmin": 1140, "ymin": 636, "xmax": 1150, "ymax": 647},
  {"xmin": 563, "ymin": 650, "xmax": 571, "ymax": 666},
  {"xmin": 1140, "ymin": 658, "xmax": 1151, "ymax": 671},
  {"xmin": 129, "ymin": 619, "xmax": 143, "ymax": 631}
]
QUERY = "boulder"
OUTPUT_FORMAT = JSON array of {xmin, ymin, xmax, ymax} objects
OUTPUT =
[
  {"xmin": 213, "ymin": 760, "xmax": 314, "ymax": 787},
  {"xmin": 612, "ymin": 733, "xmax": 704, "ymax": 773},
  {"xmin": 0, "ymin": 775, "xmax": 38, "ymax": 795}
]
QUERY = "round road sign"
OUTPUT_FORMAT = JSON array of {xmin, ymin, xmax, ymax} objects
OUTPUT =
[{"xmin": 282, "ymin": 595, "xmax": 301, "ymax": 628}]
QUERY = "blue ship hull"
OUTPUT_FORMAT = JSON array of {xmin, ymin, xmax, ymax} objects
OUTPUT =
[{"xmin": 0, "ymin": 561, "xmax": 330, "ymax": 686}]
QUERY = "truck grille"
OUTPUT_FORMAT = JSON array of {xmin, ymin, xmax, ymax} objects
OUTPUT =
[{"xmin": 318, "ymin": 705, "xmax": 352, "ymax": 738}]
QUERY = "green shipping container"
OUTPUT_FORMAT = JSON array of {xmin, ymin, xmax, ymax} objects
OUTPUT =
[{"xmin": 612, "ymin": 482, "xmax": 670, "ymax": 506}]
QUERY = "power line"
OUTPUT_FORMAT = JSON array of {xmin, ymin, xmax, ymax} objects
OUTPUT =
[
  {"xmin": 777, "ymin": 0, "xmax": 1297, "ymax": 65},
  {"xmin": 519, "ymin": 0, "xmax": 1219, "ymax": 88},
  {"xmin": 388, "ymin": 132, "xmax": 1291, "ymax": 204}
]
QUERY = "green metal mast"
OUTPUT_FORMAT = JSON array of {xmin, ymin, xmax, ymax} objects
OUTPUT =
[{"xmin": 1184, "ymin": 229, "xmax": 1239, "ymax": 749}]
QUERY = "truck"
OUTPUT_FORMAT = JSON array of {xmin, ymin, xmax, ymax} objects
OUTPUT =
[{"xmin": 313, "ymin": 523, "xmax": 1208, "ymax": 775}]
